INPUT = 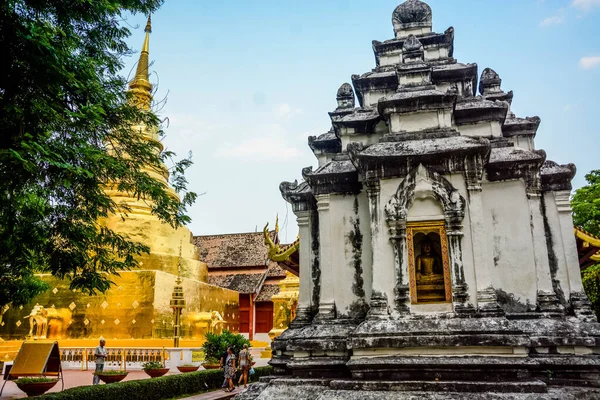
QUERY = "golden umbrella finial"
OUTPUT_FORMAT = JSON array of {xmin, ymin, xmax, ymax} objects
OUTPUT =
[{"xmin": 129, "ymin": 15, "xmax": 153, "ymax": 109}]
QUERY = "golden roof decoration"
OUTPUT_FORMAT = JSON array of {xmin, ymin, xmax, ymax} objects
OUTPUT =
[
  {"xmin": 574, "ymin": 226, "xmax": 600, "ymax": 263},
  {"xmin": 263, "ymin": 216, "xmax": 299, "ymax": 263}
]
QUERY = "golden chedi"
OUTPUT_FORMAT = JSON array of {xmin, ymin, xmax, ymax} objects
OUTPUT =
[{"xmin": 0, "ymin": 17, "xmax": 238, "ymax": 346}]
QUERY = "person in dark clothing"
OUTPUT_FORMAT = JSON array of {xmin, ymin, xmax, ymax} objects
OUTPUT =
[{"xmin": 219, "ymin": 348, "xmax": 229, "ymax": 388}]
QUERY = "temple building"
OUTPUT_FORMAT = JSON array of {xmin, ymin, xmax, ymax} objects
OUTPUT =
[
  {"xmin": 575, "ymin": 227, "xmax": 600, "ymax": 271},
  {"xmin": 194, "ymin": 227, "xmax": 289, "ymax": 342},
  {"xmin": 247, "ymin": 1, "xmax": 600, "ymax": 399},
  {"xmin": 0, "ymin": 17, "xmax": 238, "ymax": 345}
]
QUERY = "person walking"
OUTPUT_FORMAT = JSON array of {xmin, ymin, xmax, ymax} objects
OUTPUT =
[
  {"xmin": 92, "ymin": 339, "xmax": 107, "ymax": 385},
  {"xmin": 219, "ymin": 347, "xmax": 229, "ymax": 388},
  {"xmin": 223, "ymin": 346, "xmax": 236, "ymax": 392},
  {"xmin": 237, "ymin": 344, "xmax": 252, "ymax": 388}
]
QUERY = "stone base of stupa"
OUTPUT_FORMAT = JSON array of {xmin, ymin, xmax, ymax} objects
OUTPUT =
[{"xmin": 239, "ymin": 315, "xmax": 600, "ymax": 400}]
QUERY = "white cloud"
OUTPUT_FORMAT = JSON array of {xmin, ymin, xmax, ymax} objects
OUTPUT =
[
  {"xmin": 572, "ymin": 0, "xmax": 600, "ymax": 10},
  {"xmin": 274, "ymin": 103, "xmax": 302, "ymax": 119},
  {"xmin": 214, "ymin": 124, "xmax": 302, "ymax": 161},
  {"xmin": 540, "ymin": 15, "xmax": 565, "ymax": 26},
  {"xmin": 579, "ymin": 56, "xmax": 600, "ymax": 69}
]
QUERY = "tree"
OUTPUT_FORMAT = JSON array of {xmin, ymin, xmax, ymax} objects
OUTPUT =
[
  {"xmin": 572, "ymin": 170, "xmax": 600, "ymax": 317},
  {"xmin": 572, "ymin": 170, "xmax": 600, "ymax": 236},
  {"xmin": 0, "ymin": 0, "xmax": 196, "ymax": 307}
]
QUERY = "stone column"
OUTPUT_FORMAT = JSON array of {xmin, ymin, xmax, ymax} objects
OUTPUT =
[
  {"xmin": 528, "ymin": 191, "xmax": 562, "ymax": 314},
  {"xmin": 467, "ymin": 180, "xmax": 503, "ymax": 316},
  {"xmin": 293, "ymin": 210, "xmax": 313, "ymax": 326},
  {"xmin": 365, "ymin": 179, "xmax": 390, "ymax": 319},
  {"xmin": 315, "ymin": 194, "xmax": 336, "ymax": 320},
  {"xmin": 388, "ymin": 221, "xmax": 410, "ymax": 315},
  {"xmin": 554, "ymin": 191, "xmax": 595, "ymax": 320},
  {"xmin": 446, "ymin": 219, "xmax": 475, "ymax": 316}
]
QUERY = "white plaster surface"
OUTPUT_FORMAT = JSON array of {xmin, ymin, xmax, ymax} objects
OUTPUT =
[{"xmin": 482, "ymin": 180, "xmax": 537, "ymax": 305}]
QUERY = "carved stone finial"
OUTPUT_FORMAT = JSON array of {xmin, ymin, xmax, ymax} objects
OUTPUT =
[
  {"xmin": 403, "ymin": 34, "xmax": 423, "ymax": 52},
  {"xmin": 402, "ymin": 34, "xmax": 424, "ymax": 63},
  {"xmin": 479, "ymin": 68, "xmax": 502, "ymax": 95},
  {"xmin": 392, "ymin": 0, "xmax": 432, "ymax": 36},
  {"xmin": 336, "ymin": 83, "xmax": 355, "ymax": 109}
]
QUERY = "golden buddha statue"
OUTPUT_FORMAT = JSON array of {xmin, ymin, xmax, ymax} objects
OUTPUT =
[{"xmin": 415, "ymin": 239, "xmax": 446, "ymax": 302}]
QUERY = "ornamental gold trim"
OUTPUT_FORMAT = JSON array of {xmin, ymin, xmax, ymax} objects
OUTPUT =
[{"xmin": 406, "ymin": 221, "xmax": 452, "ymax": 304}]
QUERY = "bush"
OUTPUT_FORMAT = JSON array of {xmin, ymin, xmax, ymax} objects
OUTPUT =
[
  {"xmin": 15, "ymin": 377, "xmax": 58, "ymax": 384},
  {"xmin": 37, "ymin": 366, "xmax": 273, "ymax": 400},
  {"xmin": 93, "ymin": 371, "xmax": 128, "ymax": 376},
  {"xmin": 141, "ymin": 361, "xmax": 164, "ymax": 370},
  {"xmin": 583, "ymin": 263, "xmax": 600, "ymax": 318},
  {"xmin": 201, "ymin": 330, "xmax": 251, "ymax": 363}
]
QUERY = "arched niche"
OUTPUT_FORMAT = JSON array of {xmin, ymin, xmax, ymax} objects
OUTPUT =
[{"xmin": 384, "ymin": 164, "xmax": 471, "ymax": 314}]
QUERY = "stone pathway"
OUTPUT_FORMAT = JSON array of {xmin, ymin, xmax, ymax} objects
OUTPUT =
[
  {"xmin": 180, "ymin": 388, "xmax": 246, "ymax": 400},
  {"xmin": 0, "ymin": 370, "xmax": 150, "ymax": 399}
]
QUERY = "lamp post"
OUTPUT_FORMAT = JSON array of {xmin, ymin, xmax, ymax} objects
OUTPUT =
[
  {"xmin": 170, "ymin": 240, "xmax": 186, "ymax": 348},
  {"xmin": 170, "ymin": 276, "xmax": 185, "ymax": 348}
]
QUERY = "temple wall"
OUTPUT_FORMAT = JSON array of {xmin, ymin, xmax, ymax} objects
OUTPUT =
[
  {"xmin": 458, "ymin": 121, "xmax": 502, "ymax": 139},
  {"xmin": 380, "ymin": 178, "xmax": 406, "ymax": 307},
  {"xmin": 482, "ymin": 180, "xmax": 538, "ymax": 309},
  {"xmin": 391, "ymin": 110, "xmax": 452, "ymax": 132},
  {"xmin": 542, "ymin": 191, "xmax": 572, "ymax": 302},
  {"xmin": 329, "ymin": 193, "xmax": 372, "ymax": 318},
  {"xmin": 0, "ymin": 271, "xmax": 238, "ymax": 341},
  {"xmin": 340, "ymin": 133, "xmax": 379, "ymax": 153},
  {"xmin": 364, "ymin": 89, "xmax": 396, "ymax": 108},
  {"xmin": 448, "ymin": 173, "xmax": 478, "ymax": 309}
]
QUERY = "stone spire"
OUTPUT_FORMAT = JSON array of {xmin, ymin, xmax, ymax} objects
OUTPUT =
[
  {"xmin": 129, "ymin": 15, "xmax": 153, "ymax": 110},
  {"xmin": 392, "ymin": 0, "xmax": 432, "ymax": 38},
  {"xmin": 336, "ymin": 83, "xmax": 355, "ymax": 109}
]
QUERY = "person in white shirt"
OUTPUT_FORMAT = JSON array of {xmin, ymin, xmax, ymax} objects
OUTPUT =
[{"xmin": 93, "ymin": 339, "xmax": 107, "ymax": 385}]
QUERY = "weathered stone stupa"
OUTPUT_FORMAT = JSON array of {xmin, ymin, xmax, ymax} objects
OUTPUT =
[{"xmin": 246, "ymin": 1, "xmax": 600, "ymax": 399}]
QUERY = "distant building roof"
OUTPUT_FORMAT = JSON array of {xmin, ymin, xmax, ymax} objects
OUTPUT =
[
  {"xmin": 207, "ymin": 272, "xmax": 266, "ymax": 294},
  {"xmin": 255, "ymin": 284, "xmax": 280, "ymax": 302},
  {"xmin": 193, "ymin": 231, "xmax": 275, "ymax": 269},
  {"xmin": 575, "ymin": 226, "xmax": 600, "ymax": 270}
]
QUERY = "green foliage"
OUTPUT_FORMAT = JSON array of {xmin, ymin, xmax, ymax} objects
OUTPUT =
[
  {"xmin": 94, "ymin": 370, "xmax": 128, "ymax": 375},
  {"xmin": 582, "ymin": 263, "xmax": 600, "ymax": 317},
  {"xmin": 141, "ymin": 361, "xmax": 164, "ymax": 370},
  {"xmin": 572, "ymin": 170, "xmax": 600, "ymax": 236},
  {"xmin": 15, "ymin": 377, "xmax": 58, "ymax": 384},
  {"xmin": 37, "ymin": 366, "xmax": 273, "ymax": 400},
  {"xmin": 0, "ymin": 0, "xmax": 197, "ymax": 307},
  {"xmin": 201, "ymin": 330, "xmax": 252, "ymax": 362}
]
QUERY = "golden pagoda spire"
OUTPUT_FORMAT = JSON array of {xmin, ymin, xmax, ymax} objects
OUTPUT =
[{"xmin": 129, "ymin": 15, "xmax": 153, "ymax": 110}]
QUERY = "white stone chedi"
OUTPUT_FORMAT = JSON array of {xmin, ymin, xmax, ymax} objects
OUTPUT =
[{"xmin": 244, "ymin": 1, "xmax": 600, "ymax": 399}]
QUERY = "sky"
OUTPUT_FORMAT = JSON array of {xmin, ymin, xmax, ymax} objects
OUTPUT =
[{"xmin": 121, "ymin": 0, "xmax": 600, "ymax": 242}]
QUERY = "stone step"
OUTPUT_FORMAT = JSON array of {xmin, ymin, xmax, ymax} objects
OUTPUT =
[{"xmin": 329, "ymin": 380, "xmax": 548, "ymax": 394}]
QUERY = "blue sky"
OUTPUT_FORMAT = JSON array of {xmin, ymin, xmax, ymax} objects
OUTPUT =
[{"xmin": 122, "ymin": 0, "xmax": 600, "ymax": 241}]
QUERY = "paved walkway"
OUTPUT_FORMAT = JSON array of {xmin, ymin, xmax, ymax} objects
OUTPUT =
[
  {"xmin": 180, "ymin": 388, "xmax": 245, "ymax": 400},
  {"xmin": 1, "ymin": 370, "xmax": 154, "ymax": 399}
]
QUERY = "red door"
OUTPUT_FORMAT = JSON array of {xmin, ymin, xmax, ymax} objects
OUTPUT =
[
  {"xmin": 255, "ymin": 302, "xmax": 273, "ymax": 333},
  {"xmin": 239, "ymin": 294, "xmax": 251, "ymax": 333}
]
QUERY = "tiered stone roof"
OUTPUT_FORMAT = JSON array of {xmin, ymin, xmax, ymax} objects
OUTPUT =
[{"xmin": 280, "ymin": 0, "xmax": 575, "ymax": 203}]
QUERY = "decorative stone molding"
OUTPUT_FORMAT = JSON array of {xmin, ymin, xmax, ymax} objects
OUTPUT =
[
  {"xmin": 367, "ymin": 291, "xmax": 390, "ymax": 319},
  {"xmin": 536, "ymin": 290, "xmax": 564, "ymax": 316},
  {"xmin": 385, "ymin": 164, "xmax": 465, "ymax": 223},
  {"xmin": 570, "ymin": 291, "xmax": 597, "ymax": 322}
]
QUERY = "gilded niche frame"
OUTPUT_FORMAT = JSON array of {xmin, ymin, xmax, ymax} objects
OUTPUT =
[{"xmin": 406, "ymin": 221, "xmax": 452, "ymax": 304}]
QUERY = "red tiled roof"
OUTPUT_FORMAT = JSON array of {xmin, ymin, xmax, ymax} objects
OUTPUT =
[
  {"xmin": 208, "ymin": 272, "xmax": 266, "ymax": 294},
  {"xmin": 193, "ymin": 231, "xmax": 275, "ymax": 269},
  {"xmin": 255, "ymin": 284, "xmax": 280, "ymax": 302}
]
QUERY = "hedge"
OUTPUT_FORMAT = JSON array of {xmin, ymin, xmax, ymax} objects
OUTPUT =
[{"xmin": 37, "ymin": 366, "xmax": 273, "ymax": 400}]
